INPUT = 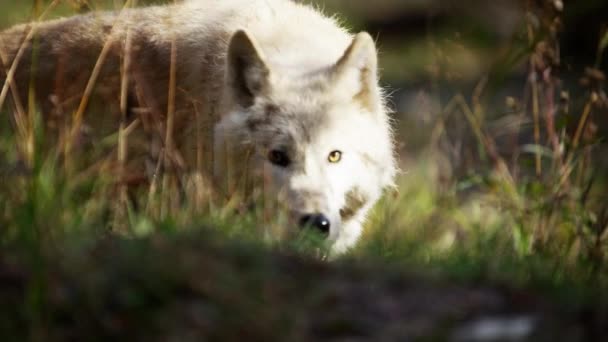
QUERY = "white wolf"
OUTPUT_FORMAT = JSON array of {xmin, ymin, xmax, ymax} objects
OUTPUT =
[{"xmin": 0, "ymin": 0, "xmax": 396, "ymax": 253}]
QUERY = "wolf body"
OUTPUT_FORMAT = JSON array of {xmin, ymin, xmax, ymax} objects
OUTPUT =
[{"xmin": 0, "ymin": 0, "xmax": 396, "ymax": 253}]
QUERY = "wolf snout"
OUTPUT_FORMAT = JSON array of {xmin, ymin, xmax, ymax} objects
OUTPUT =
[{"xmin": 299, "ymin": 213, "xmax": 331, "ymax": 235}]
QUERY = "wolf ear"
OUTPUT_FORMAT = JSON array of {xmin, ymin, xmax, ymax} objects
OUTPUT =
[
  {"xmin": 332, "ymin": 32, "xmax": 380, "ymax": 113},
  {"xmin": 226, "ymin": 30, "xmax": 271, "ymax": 107}
]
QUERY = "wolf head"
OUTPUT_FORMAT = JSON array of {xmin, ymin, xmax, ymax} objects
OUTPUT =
[{"xmin": 215, "ymin": 30, "xmax": 395, "ymax": 253}]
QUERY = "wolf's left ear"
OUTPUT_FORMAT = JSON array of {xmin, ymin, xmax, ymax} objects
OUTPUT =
[
  {"xmin": 226, "ymin": 30, "xmax": 271, "ymax": 108},
  {"xmin": 332, "ymin": 32, "xmax": 380, "ymax": 113}
]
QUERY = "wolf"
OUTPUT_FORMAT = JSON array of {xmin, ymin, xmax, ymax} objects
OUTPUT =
[{"xmin": 0, "ymin": 0, "xmax": 396, "ymax": 253}]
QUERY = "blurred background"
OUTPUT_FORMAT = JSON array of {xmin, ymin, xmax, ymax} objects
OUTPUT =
[{"xmin": 0, "ymin": 0, "xmax": 607, "ymax": 340}]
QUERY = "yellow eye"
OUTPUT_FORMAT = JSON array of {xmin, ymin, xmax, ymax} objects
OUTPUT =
[{"xmin": 328, "ymin": 150, "xmax": 342, "ymax": 163}]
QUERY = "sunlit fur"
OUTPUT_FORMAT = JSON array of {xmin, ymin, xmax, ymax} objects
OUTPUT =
[{"xmin": 0, "ymin": 0, "xmax": 396, "ymax": 253}]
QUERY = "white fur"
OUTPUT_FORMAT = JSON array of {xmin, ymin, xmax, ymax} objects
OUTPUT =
[{"xmin": 1, "ymin": 0, "xmax": 396, "ymax": 254}]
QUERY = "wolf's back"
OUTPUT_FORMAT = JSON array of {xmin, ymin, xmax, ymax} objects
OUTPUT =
[
  {"xmin": 0, "ymin": 0, "xmax": 351, "ymax": 115},
  {"xmin": 0, "ymin": 7, "xmax": 172, "ymax": 117}
]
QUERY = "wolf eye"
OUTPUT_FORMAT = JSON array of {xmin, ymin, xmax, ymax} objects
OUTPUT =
[
  {"xmin": 268, "ymin": 149, "xmax": 291, "ymax": 167},
  {"xmin": 328, "ymin": 150, "xmax": 342, "ymax": 163}
]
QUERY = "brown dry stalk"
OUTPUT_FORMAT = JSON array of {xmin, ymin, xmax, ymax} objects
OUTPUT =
[
  {"xmin": 531, "ymin": 78, "xmax": 542, "ymax": 177},
  {"xmin": 117, "ymin": 0, "xmax": 136, "ymax": 216},
  {"xmin": 0, "ymin": 0, "xmax": 59, "ymax": 113},
  {"xmin": 572, "ymin": 97, "xmax": 594, "ymax": 149},
  {"xmin": 158, "ymin": 29, "xmax": 178, "ymax": 217},
  {"xmin": 146, "ymin": 147, "xmax": 165, "ymax": 216},
  {"xmin": 555, "ymin": 96, "xmax": 595, "ymax": 192},
  {"xmin": 471, "ymin": 76, "xmax": 487, "ymax": 123},
  {"xmin": 165, "ymin": 37, "xmax": 177, "ymax": 159},
  {"xmin": 543, "ymin": 72, "xmax": 562, "ymax": 168},
  {"xmin": 194, "ymin": 101, "xmax": 203, "ymax": 174},
  {"xmin": 68, "ymin": 0, "xmax": 134, "ymax": 155},
  {"xmin": 0, "ymin": 44, "xmax": 27, "ymax": 141}
]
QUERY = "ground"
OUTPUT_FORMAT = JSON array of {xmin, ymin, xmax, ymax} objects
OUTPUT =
[{"xmin": 1, "ymin": 229, "xmax": 605, "ymax": 341}]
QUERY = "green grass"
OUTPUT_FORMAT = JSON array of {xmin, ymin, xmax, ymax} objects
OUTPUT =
[{"xmin": 0, "ymin": 0, "xmax": 607, "ymax": 340}]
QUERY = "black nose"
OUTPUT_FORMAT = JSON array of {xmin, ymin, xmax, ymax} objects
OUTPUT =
[{"xmin": 299, "ymin": 214, "xmax": 331, "ymax": 234}]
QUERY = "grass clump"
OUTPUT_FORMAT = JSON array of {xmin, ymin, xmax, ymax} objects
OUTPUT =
[{"xmin": 0, "ymin": 0, "xmax": 607, "ymax": 340}]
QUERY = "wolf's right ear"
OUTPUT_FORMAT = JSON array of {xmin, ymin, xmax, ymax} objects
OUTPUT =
[
  {"xmin": 331, "ymin": 32, "xmax": 380, "ymax": 113},
  {"xmin": 226, "ymin": 30, "xmax": 271, "ymax": 108}
]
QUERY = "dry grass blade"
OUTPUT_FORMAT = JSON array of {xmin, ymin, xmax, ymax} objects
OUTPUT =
[
  {"xmin": 572, "ymin": 96, "xmax": 595, "ymax": 150},
  {"xmin": 67, "ymin": 0, "xmax": 135, "ymax": 155},
  {"xmin": 115, "ymin": 0, "xmax": 137, "ymax": 227},
  {"xmin": 0, "ymin": 0, "xmax": 60, "ymax": 113},
  {"xmin": 0, "ymin": 43, "xmax": 27, "ymax": 140},
  {"xmin": 531, "ymin": 77, "xmax": 542, "ymax": 177}
]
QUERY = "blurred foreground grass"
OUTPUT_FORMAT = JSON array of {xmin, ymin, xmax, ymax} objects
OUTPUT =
[
  {"xmin": 0, "ymin": 0, "xmax": 608, "ymax": 340},
  {"xmin": 1, "ymin": 142, "xmax": 607, "ymax": 339}
]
